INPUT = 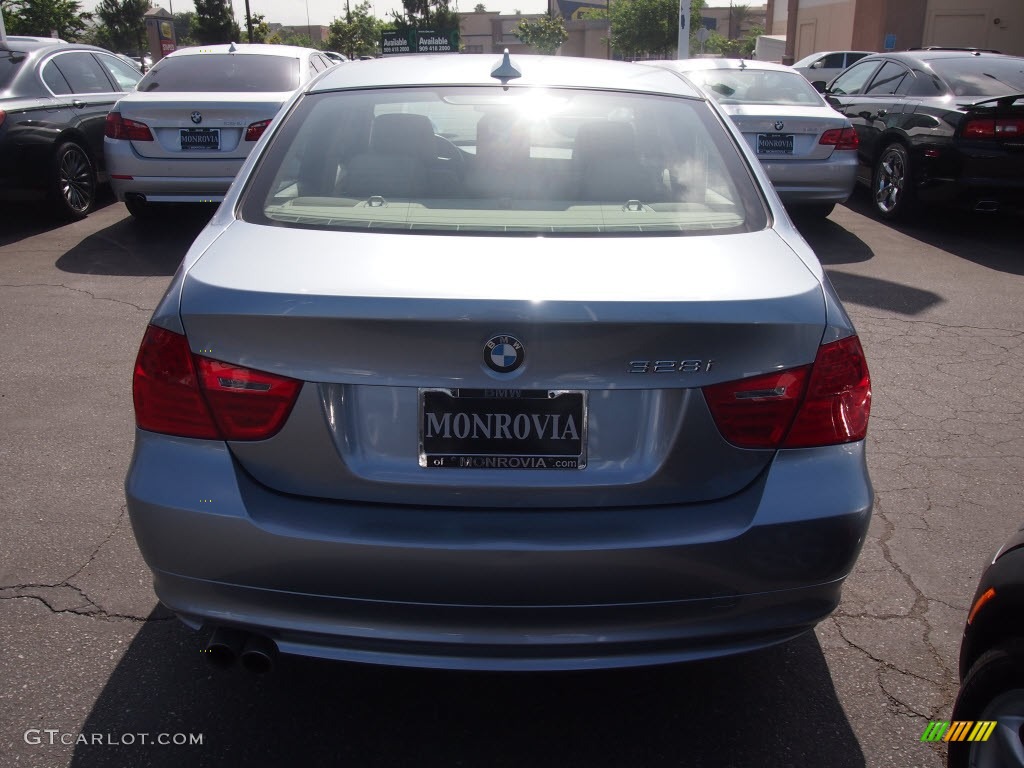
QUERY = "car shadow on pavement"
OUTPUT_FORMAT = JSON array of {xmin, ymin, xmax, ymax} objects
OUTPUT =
[
  {"xmin": 70, "ymin": 611, "xmax": 866, "ymax": 768},
  {"xmin": 792, "ymin": 215, "xmax": 874, "ymax": 266},
  {"xmin": 55, "ymin": 206, "xmax": 217, "ymax": 277},
  {"xmin": 825, "ymin": 269, "xmax": 944, "ymax": 317},
  {"xmin": 0, "ymin": 193, "xmax": 120, "ymax": 249},
  {"xmin": 842, "ymin": 193, "xmax": 1024, "ymax": 276}
]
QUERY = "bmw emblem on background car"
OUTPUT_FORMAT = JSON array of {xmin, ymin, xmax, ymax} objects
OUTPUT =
[
  {"xmin": 191, "ymin": 111, "xmax": 203, "ymax": 124},
  {"xmin": 484, "ymin": 335, "xmax": 524, "ymax": 373}
]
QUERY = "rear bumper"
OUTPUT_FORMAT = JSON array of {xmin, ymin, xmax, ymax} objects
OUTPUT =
[
  {"xmin": 104, "ymin": 137, "xmax": 243, "ymax": 203},
  {"xmin": 762, "ymin": 154, "xmax": 858, "ymax": 205},
  {"xmin": 126, "ymin": 430, "xmax": 873, "ymax": 670}
]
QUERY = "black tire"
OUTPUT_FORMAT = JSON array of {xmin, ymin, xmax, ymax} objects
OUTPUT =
[
  {"xmin": 872, "ymin": 143, "xmax": 916, "ymax": 221},
  {"xmin": 948, "ymin": 640, "xmax": 1024, "ymax": 768},
  {"xmin": 124, "ymin": 195, "xmax": 154, "ymax": 220},
  {"xmin": 792, "ymin": 203, "xmax": 836, "ymax": 220},
  {"xmin": 50, "ymin": 141, "xmax": 96, "ymax": 220}
]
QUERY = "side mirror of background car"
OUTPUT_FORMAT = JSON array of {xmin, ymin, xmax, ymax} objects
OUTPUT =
[{"xmin": 812, "ymin": 81, "xmax": 827, "ymax": 93}]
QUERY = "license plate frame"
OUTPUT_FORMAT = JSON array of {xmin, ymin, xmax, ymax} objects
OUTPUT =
[
  {"xmin": 419, "ymin": 388, "xmax": 587, "ymax": 469},
  {"xmin": 757, "ymin": 133, "xmax": 794, "ymax": 155},
  {"xmin": 180, "ymin": 127, "xmax": 220, "ymax": 151}
]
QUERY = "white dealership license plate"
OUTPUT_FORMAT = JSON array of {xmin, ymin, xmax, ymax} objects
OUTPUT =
[{"xmin": 419, "ymin": 388, "xmax": 587, "ymax": 469}]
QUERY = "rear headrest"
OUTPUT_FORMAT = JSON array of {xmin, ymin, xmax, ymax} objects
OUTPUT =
[
  {"xmin": 369, "ymin": 112, "xmax": 436, "ymax": 160},
  {"xmin": 476, "ymin": 112, "xmax": 530, "ymax": 166},
  {"xmin": 573, "ymin": 121, "xmax": 638, "ymax": 162}
]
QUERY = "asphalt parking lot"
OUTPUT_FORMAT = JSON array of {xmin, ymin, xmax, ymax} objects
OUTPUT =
[{"xmin": 1, "ymin": 189, "xmax": 1022, "ymax": 768}]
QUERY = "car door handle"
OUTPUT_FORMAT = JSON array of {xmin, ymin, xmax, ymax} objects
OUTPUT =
[
  {"xmin": 72, "ymin": 99, "xmax": 86, "ymax": 108},
  {"xmin": 876, "ymin": 109, "xmax": 888, "ymax": 118}
]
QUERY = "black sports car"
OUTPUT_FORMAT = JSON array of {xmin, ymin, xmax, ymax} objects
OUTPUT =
[
  {"xmin": 0, "ymin": 39, "xmax": 142, "ymax": 219},
  {"xmin": 820, "ymin": 49, "xmax": 1024, "ymax": 220},
  {"xmin": 950, "ymin": 524, "xmax": 1024, "ymax": 768}
]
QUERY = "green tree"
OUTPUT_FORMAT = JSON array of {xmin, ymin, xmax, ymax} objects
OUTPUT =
[
  {"xmin": 326, "ymin": 2, "xmax": 383, "ymax": 58},
  {"xmin": 740, "ymin": 24, "xmax": 762, "ymax": 57},
  {"xmin": 727, "ymin": 2, "xmax": 752, "ymax": 39},
  {"xmin": 391, "ymin": 0, "xmax": 458, "ymax": 35},
  {"xmin": 1, "ymin": 0, "xmax": 91, "ymax": 40},
  {"xmin": 192, "ymin": 0, "xmax": 240, "ymax": 44},
  {"xmin": 605, "ymin": 0, "xmax": 703, "ymax": 58},
  {"xmin": 473, "ymin": 3, "xmax": 486, "ymax": 11},
  {"xmin": 514, "ymin": 13, "xmax": 568, "ymax": 55},
  {"xmin": 248, "ymin": 13, "xmax": 271, "ymax": 43},
  {"xmin": 92, "ymin": 0, "xmax": 147, "ymax": 53},
  {"xmin": 173, "ymin": 11, "xmax": 197, "ymax": 46}
]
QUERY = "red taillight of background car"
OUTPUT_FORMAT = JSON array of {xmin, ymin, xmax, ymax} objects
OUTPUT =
[
  {"xmin": 704, "ymin": 335, "xmax": 871, "ymax": 449},
  {"xmin": 105, "ymin": 112, "xmax": 154, "ymax": 141},
  {"xmin": 0, "ymin": 110, "xmax": 6, "ymax": 129},
  {"xmin": 819, "ymin": 127, "xmax": 860, "ymax": 150},
  {"xmin": 133, "ymin": 325, "xmax": 301, "ymax": 441},
  {"xmin": 245, "ymin": 119, "xmax": 272, "ymax": 141},
  {"xmin": 963, "ymin": 117, "xmax": 1024, "ymax": 139}
]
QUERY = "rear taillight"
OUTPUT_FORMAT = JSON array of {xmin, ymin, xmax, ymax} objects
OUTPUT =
[
  {"xmin": 703, "ymin": 367, "xmax": 810, "ymax": 449},
  {"xmin": 819, "ymin": 127, "xmax": 859, "ymax": 150},
  {"xmin": 194, "ymin": 357, "xmax": 301, "ymax": 440},
  {"xmin": 963, "ymin": 117, "xmax": 1024, "ymax": 139},
  {"xmin": 245, "ymin": 119, "xmax": 271, "ymax": 141},
  {"xmin": 105, "ymin": 112, "xmax": 154, "ymax": 141},
  {"xmin": 0, "ymin": 110, "xmax": 6, "ymax": 128},
  {"xmin": 703, "ymin": 335, "xmax": 871, "ymax": 450},
  {"xmin": 133, "ymin": 325, "xmax": 301, "ymax": 441}
]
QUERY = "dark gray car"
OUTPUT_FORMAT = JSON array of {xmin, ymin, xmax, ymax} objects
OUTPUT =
[{"xmin": 125, "ymin": 53, "xmax": 874, "ymax": 672}]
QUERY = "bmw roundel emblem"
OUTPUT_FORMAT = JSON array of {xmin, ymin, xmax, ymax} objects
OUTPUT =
[
  {"xmin": 191, "ymin": 111, "xmax": 203, "ymax": 124},
  {"xmin": 774, "ymin": 120, "xmax": 785, "ymax": 131},
  {"xmin": 484, "ymin": 335, "xmax": 524, "ymax": 373}
]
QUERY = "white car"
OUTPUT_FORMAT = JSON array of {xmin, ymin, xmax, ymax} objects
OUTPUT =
[
  {"xmin": 793, "ymin": 50, "xmax": 874, "ymax": 87},
  {"xmin": 104, "ymin": 43, "xmax": 341, "ymax": 218},
  {"xmin": 645, "ymin": 59, "xmax": 858, "ymax": 217}
]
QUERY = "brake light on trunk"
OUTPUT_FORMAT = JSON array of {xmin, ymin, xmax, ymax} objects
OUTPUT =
[
  {"xmin": 703, "ymin": 335, "xmax": 871, "ymax": 449},
  {"xmin": 105, "ymin": 112, "xmax": 154, "ymax": 141},
  {"xmin": 963, "ymin": 117, "xmax": 1024, "ymax": 139},
  {"xmin": 819, "ymin": 127, "xmax": 859, "ymax": 150},
  {"xmin": 133, "ymin": 325, "xmax": 301, "ymax": 441},
  {"xmin": 245, "ymin": 119, "xmax": 272, "ymax": 141}
]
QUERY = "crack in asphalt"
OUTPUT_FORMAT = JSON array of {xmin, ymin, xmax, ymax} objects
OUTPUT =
[
  {"xmin": 0, "ymin": 506, "xmax": 167, "ymax": 624},
  {"xmin": 0, "ymin": 282, "xmax": 151, "ymax": 312}
]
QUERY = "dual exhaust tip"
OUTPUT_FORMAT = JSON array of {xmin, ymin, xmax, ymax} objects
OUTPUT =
[{"xmin": 205, "ymin": 627, "xmax": 278, "ymax": 673}]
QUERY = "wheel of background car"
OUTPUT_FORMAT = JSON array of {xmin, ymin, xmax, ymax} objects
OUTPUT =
[
  {"xmin": 873, "ymin": 143, "xmax": 915, "ymax": 221},
  {"xmin": 124, "ymin": 196, "xmax": 155, "ymax": 220},
  {"xmin": 51, "ymin": 141, "xmax": 96, "ymax": 220},
  {"xmin": 793, "ymin": 203, "xmax": 835, "ymax": 220},
  {"xmin": 948, "ymin": 640, "xmax": 1024, "ymax": 768}
]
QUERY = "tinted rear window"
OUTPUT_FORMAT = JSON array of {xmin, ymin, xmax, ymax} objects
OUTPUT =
[
  {"xmin": 137, "ymin": 53, "xmax": 299, "ymax": 92},
  {"xmin": 685, "ymin": 69, "xmax": 824, "ymax": 106},
  {"xmin": 930, "ymin": 57, "xmax": 1024, "ymax": 97},
  {"xmin": 242, "ymin": 86, "xmax": 767, "ymax": 236}
]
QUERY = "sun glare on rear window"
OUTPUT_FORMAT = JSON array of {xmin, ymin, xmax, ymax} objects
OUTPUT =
[{"xmin": 241, "ymin": 86, "xmax": 767, "ymax": 236}]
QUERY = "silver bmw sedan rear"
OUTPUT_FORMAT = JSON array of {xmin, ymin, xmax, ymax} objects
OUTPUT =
[
  {"xmin": 646, "ymin": 59, "xmax": 859, "ymax": 218},
  {"xmin": 125, "ymin": 53, "xmax": 873, "ymax": 672}
]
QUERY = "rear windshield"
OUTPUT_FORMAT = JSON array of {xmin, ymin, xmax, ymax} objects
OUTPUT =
[
  {"xmin": 685, "ymin": 69, "xmax": 825, "ymax": 106},
  {"xmin": 242, "ymin": 86, "xmax": 767, "ymax": 236},
  {"xmin": 136, "ymin": 53, "xmax": 299, "ymax": 92},
  {"xmin": 0, "ymin": 50, "xmax": 27, "ymax": 92},
  {"xmin": 930, "ymin": 57, "xmax": 1024, "ymax": 98}
]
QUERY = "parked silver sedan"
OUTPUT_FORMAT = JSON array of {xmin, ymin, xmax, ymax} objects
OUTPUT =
[
  {"xmin": 105, "ymin": 43, "xmax": 339, "ymax": 218},
  {"xmin": 646, "ymin": 59, "xmax": 859, "ymax": 217},
  {"xmin": 126, "ymin": 53, "xmax": 873, "ymax": 673}
]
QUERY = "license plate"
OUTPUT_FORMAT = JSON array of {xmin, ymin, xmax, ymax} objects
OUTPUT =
[
  {"xmin": 757, "ymin": 133, "xmax": 794, "ymax": 154},
  {"xmin": 180, "ymin": 128, "xmax": 220, "ymax": 151},
  {"xmin": 420, "ymin": 389, "xmax": 587, "ymax": 469}
]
